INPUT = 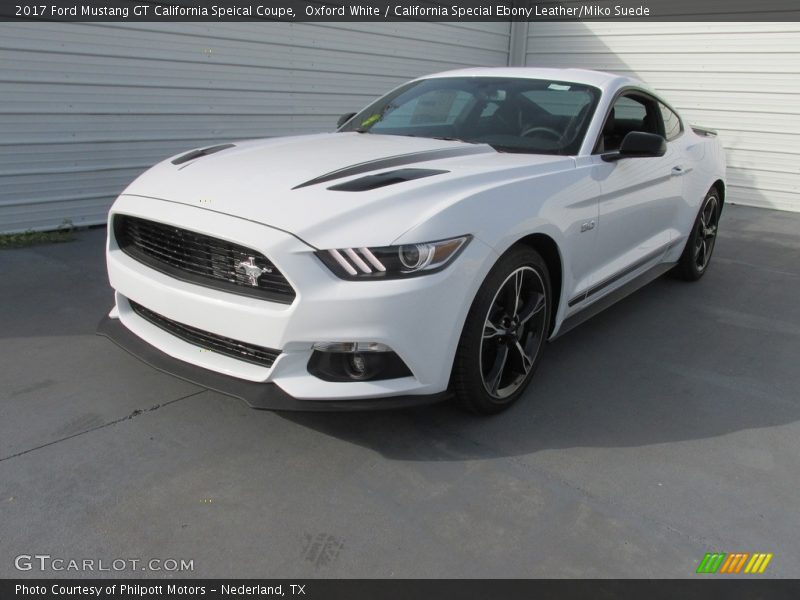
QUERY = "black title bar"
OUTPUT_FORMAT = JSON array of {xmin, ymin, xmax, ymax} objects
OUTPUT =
[
  {"xmin": 4, "ymin": 579, "xmax": 800, "ymax": 600},
  {"xmin": 3, "ymin": 0, "xmax": 800, "ymax": 22}
]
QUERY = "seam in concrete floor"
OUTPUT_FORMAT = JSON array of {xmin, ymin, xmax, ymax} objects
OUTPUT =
[{"xmin": 0, "ymin": 389, "xmax": 206, "ymax": 463}]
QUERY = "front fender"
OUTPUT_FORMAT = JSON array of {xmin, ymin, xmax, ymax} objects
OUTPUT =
[{"xmin": 395, "ymin": 163, "xmax": 600, "ymax": 337}]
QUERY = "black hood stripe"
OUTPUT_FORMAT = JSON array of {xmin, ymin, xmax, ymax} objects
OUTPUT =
[
  {"xmin": 292, "ymin": 144, "xmax": 494, "ymax": 190},
  {"xmin": 171, "ymin": 143, "xmax": 235, "ymax": 165},
  {"xmin": 327, "ymin": 168, "xmax": 449, "ymax": 192}
]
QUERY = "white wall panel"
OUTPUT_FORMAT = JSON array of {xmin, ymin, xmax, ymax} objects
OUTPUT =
[
  {"xmin": 0, "ymin": 22, "xmax": 510, "ymax": 232},
  {"xmin": 5, "ymin": 20, "xmax": 796, "ymax": 231},
  {"xmin": 525, "ymin": 22, "xmax": 800, "ymax": 212}
]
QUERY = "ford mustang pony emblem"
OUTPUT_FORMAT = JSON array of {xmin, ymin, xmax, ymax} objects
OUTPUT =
[{"xmin": 236, "ymin": 256, "xmax": 272, "ymax": 285}]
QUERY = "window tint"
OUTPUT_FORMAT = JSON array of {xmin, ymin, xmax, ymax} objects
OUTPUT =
[
  {"xmin": 660, "ymin": 102, "xmax": 682, "ymax": 141},
  {"xmin": 598, "ymin": 94, "xmax": 662, "ymax": 152},
  {"xmin": 379, "ymin": 90, "xmax": 473, "ymax": 128},
  {"xmin": 613, "ymin": 96, "xmax": 647, "ymax": 123},
  {"xmin": 521, "ymin": 90, "xmax": 593, "ymax": 117}
]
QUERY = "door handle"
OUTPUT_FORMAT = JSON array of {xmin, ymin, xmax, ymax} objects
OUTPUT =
[{"xmin": 671, "ymin": 165, "xmax": 689, "ymax": 176}]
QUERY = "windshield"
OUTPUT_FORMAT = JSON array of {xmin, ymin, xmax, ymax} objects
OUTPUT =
[{"xmin": 339, "ymin": 77, "xmax": 601, "ymax": 155}]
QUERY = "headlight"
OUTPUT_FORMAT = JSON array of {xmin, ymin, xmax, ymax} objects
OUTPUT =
[{"xmin": 316, "ymin": 235, "xmax": 471, "ymax": 280}]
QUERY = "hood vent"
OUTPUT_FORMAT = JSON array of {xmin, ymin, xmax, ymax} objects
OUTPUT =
[
  {"xmin": 327, "ymin": 168, "xmax": 448, "ymax": 192},
  {"xmin": 171, "ymin": 143, "xmax": 235, "ymax": 165},
  {"xmin": 292, "ymin": 144, "xmax": 493, "ymax": 189}
]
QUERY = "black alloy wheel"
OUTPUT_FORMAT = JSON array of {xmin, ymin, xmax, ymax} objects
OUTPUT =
[
  {"xmin": 451, "ymin": 246, "xmax": 551, "ymax": 414},
  {"xmin": 674, "ymin": 188, "xmax": 721, "ymax": 281}
]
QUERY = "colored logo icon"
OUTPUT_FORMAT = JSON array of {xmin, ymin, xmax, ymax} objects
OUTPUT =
[{"xmin": 697, "ymin": 552, "xmax": 773, "ymax": 574}]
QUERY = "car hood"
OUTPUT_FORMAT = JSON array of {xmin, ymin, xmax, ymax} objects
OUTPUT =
[{"xmin": 122, "ymin": 133, "xmax": 574, "ymax": 248}]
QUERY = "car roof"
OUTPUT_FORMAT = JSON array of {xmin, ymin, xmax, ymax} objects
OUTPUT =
[{"xmin": 419, "ymin": 67, "xmax": 649, "ymax": 94}]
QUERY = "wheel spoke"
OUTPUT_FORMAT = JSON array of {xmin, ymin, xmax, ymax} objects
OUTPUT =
[
  {"xmin": 513, "ymin": 269, "xmax": 524, "ymax": 317},
  {"xmin": 704, "ymin": 200, "xmax": 718, "ymax": 233},
  {"xmin": 706, "ymin": 236, "xmax": 716, "ymax": 257},
  {"xmin": 518, "ymin": 293, "xmax": 545, "ymax": 325},
  {"xmin": 502, "ymin": 277, "xmax": 517, "ymax": 317},
  {"xmin": 483, "ymin": 320, "xmax": 503, "ymax": 340},
  {"xmin": 704, "ymin": 200, "xmax": 714, "ymax": 224},
  {"xmin": 698, "ymin": 240, "xmax": 707, "ymax": 267},
  {"xmin": 485, "ymin": 344, "xmax": 509, "ymax": 395},
  {"xmin": 514, "ymin": 340, "xmax": 533, "ymax": 373}
]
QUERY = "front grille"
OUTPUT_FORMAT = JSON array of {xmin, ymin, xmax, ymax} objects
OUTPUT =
[
  {"xmin": 129, "ymin": 299, "xmax": 280, "ymax": 368},
  {"xmin": 114, "ymin": 214, "xmax": 296, "ymax": 303}
]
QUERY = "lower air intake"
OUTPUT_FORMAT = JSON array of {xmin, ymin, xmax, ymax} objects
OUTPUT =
[{"xmin": 129, "ymin": 299, "xmax": 280, "ymax": 368}]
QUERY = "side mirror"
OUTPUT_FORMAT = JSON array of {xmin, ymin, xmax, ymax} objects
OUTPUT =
[
  {"xmin": 337, "ymin": 112, "xmax": 357, "ymax": 128},
  {"xmin": 602, "ymin": 131, "xmax": 667, "ymax": 162}
]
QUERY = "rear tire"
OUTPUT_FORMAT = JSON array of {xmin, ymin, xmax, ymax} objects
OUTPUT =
[
  {"xmin": 451, "ymin": 246, "xmax": 551, "ymax": 415},
  {"xmin": 673, "ymin": 188, "xmax": 721, "ymax": 281}
]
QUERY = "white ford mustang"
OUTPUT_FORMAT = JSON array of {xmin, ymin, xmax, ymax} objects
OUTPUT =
[{"xmin": 99, "ymin": 67, "xmax": 726, "ymax": 414}]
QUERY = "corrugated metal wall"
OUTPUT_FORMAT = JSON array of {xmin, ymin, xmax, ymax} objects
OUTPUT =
[
  {"xmin": 525, "ymin": 22, "xmax": 800, "ymax": 212},
  {"xmin": 4, "ymin": 21, "xmax": 798, "ymax": 233},
  {"xmin": 0, "ymin": 22, "xmax": 511, "ymax": 233}
]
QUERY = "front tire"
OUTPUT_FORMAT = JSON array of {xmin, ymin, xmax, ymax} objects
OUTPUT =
[
  {"xmin": 673, "ymin": 188, "xmax": 721, "ymax": 281},
  {"xmin": 451, "ymin": 246, "xmax": 551, "ymax": 415}
]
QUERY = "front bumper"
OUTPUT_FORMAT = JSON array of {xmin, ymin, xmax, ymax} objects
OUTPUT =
[
  {"xmin": 97, "ymin": 315, "xmax": 449, "ymax": 411},
  {"xmin": 102, "ymin": 194, "xmax": 494, "ymax": 407}
]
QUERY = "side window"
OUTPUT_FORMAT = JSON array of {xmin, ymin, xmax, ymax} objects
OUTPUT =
[
  {"xmin": 660, "ymin": 102, "xmax": 682, "ymax": 141},
  {"xmin": 612, "ymin": 96, "xmax": 647, "ymax": 123},
  {"xmin": 598, "ymin": 93, "xmax": 664, "ymax": 152}
]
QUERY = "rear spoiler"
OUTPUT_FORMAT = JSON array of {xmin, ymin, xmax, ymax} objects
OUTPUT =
[{"xmin": 691, "ymin": 126, "xmax": 718, "ymax": 137}]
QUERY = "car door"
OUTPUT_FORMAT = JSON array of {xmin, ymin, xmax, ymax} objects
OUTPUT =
[{"xmin": 587, "ymin": 92, "xmax": 684, "ymax": 299}]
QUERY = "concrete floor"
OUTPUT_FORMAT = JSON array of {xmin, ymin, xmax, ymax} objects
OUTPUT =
[{"xmin": 1, "ymin": 204, "xmax": 798, "ymax": 578}]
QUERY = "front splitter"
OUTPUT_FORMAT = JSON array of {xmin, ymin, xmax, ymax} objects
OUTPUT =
[{"xmin": 97, "ymin": 315, "xmax": 450, "ymax": 411}]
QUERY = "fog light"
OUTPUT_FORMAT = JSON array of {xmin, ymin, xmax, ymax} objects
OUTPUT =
[
  {"xmin": 307, "ymin": 342, "xmax": 412, "ymax": 382},
  {"xmin": 347, "ymin": 353, "xmax": 368, "ymax": 379}
]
